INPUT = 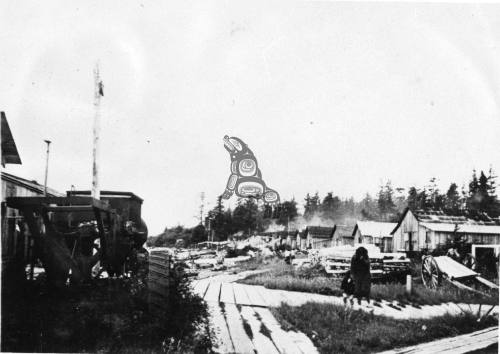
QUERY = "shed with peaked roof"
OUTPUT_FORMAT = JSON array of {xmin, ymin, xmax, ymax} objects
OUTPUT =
[
  {"xmin": 353, "ymin": 221, "xmax": 397, "ymax": 252},
  {"xmin": 304, "ymin": 226, "xmax": 336, "ymax": 249},
  {"xmin": 333, "ymin": 225, "xmax": 355, "ymax": 246}
]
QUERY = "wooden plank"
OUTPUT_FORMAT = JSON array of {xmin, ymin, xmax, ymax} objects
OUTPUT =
[
  {"xmin": 220, "ymin": 283, "xmax": 236, "ymax": 304},
  {"xmin": 207, "ymin": 302, "xmax": 235, "ymax": 354},
  {"xmin": 434, "ymin": 256, "xmax": 477, "ymax": 279},
  {"xmin": 377, "ymin": 326, "xmax": 498, "ymax": 354},
  {"xmin": 224, "ymin": 303, "xmax": 256, "ymax": 354},
  {"xmin": 204, "ymin": 282, "xmax": 221, "ymax": 303},
  {"xmin": 243, "ymin": 285, "xmax": 268, "ymax": 307},
  {"xmin": 259, "ymin": 288, "xmax": 288, "ymax": 307},
  {"xmin": 193, "ymin": 279, "xmax": 210, "ymax": 298},
  {"xmin": 239, "ymin": 306, "xmax": 280, "ymax": 354},
  {"xmin": 253, "ymin": 307, "xmax": 303, "ymax": 354},
  {"xmin": 233, "ymin": 283, "xmax": 252, "ymax": 306},
  {"xmin": 475, "ymin": 276, "xmax": 499, "ymax": 289}
]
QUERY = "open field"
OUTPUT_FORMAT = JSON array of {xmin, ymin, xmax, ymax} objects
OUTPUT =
[
  {"xmin": 271, "ymin": 302, "xmax": 498, "ymax": 354},
  {"xmin": 239, "ymin": 258, "xmax": 499, "ymax": 305}
]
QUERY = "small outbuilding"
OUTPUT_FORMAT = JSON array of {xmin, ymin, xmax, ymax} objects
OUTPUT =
[
  {"xmin": 304, "ymin": 226, "xmax": 336, "ymax": 249},
  {"xmin": 352, "ymin": 221, "xmax": 397, "ymax": 252},
  {"xmin": 333, "ymin": 225, "xmax": 355, "ymax": 246}
]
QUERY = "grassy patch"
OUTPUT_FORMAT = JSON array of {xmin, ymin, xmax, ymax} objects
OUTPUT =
[
  {"xmin": 372, "ymin": 281, "xmax": 498, "ymax": 306},
  {"xmin": 272, "ymin": 302, "xmax": 498, "ymax": 354},
  {"xmin": 239, "ymin": 259, "xmax": 498, "ymax": 305}
]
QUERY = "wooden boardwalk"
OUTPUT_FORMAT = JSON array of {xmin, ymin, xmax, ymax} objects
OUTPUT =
[
  {"xmin": 193, "ymin": 272, "xmax": 498, "ymax": 353},
  {"xmin": 377, "ymin": 326, "xmax": 498, "ymax": 354},
  {"xmin": 193, "ymin": 277, "xmax": 499, "ymax": 320},
  {"xmin": 207, "ymin": 300, "xmax": 318, "ymax": 353}
]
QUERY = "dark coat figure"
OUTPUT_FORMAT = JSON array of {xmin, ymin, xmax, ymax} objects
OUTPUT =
[
  {"xmin": 350, "ymin": 247, "xmax": 371, "ymax": 303},
  {"xmin": 341, "ymin": 270, "xmax": 355, "ymax": 296}
]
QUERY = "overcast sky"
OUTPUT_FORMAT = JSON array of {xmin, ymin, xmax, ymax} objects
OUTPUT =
[{"xmin": 2, "ymin": 1, "xmax": 500, "ymax": 235}]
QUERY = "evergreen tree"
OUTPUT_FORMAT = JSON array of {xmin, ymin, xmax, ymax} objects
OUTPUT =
[
  {"xmin": 276, "ymin": 199, "xmax": 299, "ymax": 226},
  {"xmin": 191, "ymin": 224, "xmax": 206, "ymax": 244},
  {"xmin": 304, "ymin": 193, "xmax": 312, "ymax": 219},
  {"xmin": 407, "ymin": 187, "xmax": 420, "ymax": 210},
  {"xmin": 377, "ymin": 181, "xmax": 396, "ymax": 219},
  {"xmin": 321, "ymin": 192, "xmax": 342, "ymax": 220},
  {"xmin": 359, "ymin": 193, "xmax": 378, "ymax": 220},
  {"xmin": 486, "ymin": 167, "xmax": 500, "ymax": 216},
  {"xmin": 232, "ymin": 198, "xmax": 259, "ymax": 235},
  {"xmin": 444, "ymin": 183, "xmax": 461, "ymax": 214}
]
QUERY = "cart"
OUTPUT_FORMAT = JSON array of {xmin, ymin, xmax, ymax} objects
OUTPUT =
[{"xmin": 421, "ymin": 255, "xmax": 499, "ymax": 294}]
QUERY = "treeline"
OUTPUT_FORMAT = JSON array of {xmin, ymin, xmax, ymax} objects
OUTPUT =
[{"xmin": 148, "ymin": 168, "xmax": 500, "ymax": 247}]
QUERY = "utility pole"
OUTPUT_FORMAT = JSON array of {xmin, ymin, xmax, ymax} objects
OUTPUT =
[
  {"xmin": 43, "ymin": 140, "xmax": 51, "ymax": 196},
  {"xmin": 199, "ymin": 192, "xmax": 205, "ymax": 224},
  {"xmin": 92, "ymin": 62, "xmax": 103, "ymax": 200}
]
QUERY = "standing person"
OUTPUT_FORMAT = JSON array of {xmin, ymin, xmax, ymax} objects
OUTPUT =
[
  {"xmin": 341, "ymin": 270, "xmax": 355, "ymax": 305},
  {"xmin": 350, "ymin": 246, "xmax": 371, "ymax": 305}
]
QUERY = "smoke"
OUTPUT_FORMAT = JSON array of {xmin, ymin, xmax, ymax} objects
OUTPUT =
[
  {"xmin": 264, "ymin": 212, "xmax": 339, "ymax": 233},
  {"xmin": 265, "ymin": 220, "xmax": 285, "ymax": 233}
]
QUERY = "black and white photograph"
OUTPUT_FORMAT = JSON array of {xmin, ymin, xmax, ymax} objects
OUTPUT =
[{"xmin": 1, "ymin": 1, "xmax": 499, "ymax": 353}]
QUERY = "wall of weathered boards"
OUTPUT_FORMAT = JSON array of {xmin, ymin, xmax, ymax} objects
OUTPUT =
[{"xmin": 148, "ymin": 250, "xmax": 172, "ymax": 313}]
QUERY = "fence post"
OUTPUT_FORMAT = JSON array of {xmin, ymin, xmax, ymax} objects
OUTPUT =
[{"xmin": 406, "ymin": 274, "xmax": 412, "ymax": 295}]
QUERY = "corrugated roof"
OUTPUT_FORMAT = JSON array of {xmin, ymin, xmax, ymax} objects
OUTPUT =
[
  {"xmin": 421, "ymin": 222, "xmax": 500, "ymax": 235},
  {"xmin": 1, "ymin": 172, "xmax": 63, "ymax": 197},
  {"xmin": 392, "ymin": 208, "xmax": 500, "ymax": 235},
  {"xmin": 355, "ymin": 221, "xmax": 397, "ymax": 238}
]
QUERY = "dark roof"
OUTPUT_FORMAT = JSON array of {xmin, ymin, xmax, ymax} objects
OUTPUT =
[
  {"xmin": 1, "ymin": 112, "xmax": 21, "ymax": 166},
  {"xmin": 1, "ymin": 172, "xmax": 62, "ymax": 197},
  {"xmin": 334, "ymin": 225, "xmax": 354, "ymax": 238},
  {"xmin": 67, "ymin": 190, "xmax": 144, "ymax": 203},
  {"xmin": 305, "ymin": 226, "xmax": 336, "ymax": 239}
]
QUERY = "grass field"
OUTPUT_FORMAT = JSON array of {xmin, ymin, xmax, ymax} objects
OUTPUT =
[
  {"xmin": 272, "ymin": 302, "xmax": 498, "ymax": 354},
  {"xmin": 239, "ymin": 258, "xmax": 498, "ymax": 305}
]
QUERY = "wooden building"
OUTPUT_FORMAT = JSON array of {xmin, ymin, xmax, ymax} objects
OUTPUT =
[
  {"xmin": 391, "ymin": 208, "xmax": 500, "ymax": 253},
  {"xmin": 296, "ymin": 230, "xmax": 307, "ymax": 250},
  {"xmin": 304, "ymin": 226, "xmax": 336, "ymax": 249},
  {"xmin": 332, "ymin": 225, "xmax": 354, "ymax": 246},
  {"xmin": 352, "ymin": 221, "xmax": 396, "ymax": 252},
  {"xmin": 1, "ymin": 111, "xmax": 21, "ymax": 167},
  {"xmin": 2, "ymin": 172, "xmax": 62, "ymax": 272}
]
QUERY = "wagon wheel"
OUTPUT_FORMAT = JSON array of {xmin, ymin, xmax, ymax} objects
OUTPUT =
[
  {"xmin": 421, "ymin": 256, "xmax": 442, "ymax": 289},
  {"xmin": 462, "ymin": 253, "xmax": 477, "ymax": 271}
]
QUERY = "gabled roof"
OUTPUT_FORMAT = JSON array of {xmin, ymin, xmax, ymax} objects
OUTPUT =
[
  {"xmin": 1, "ymin": 172, "xmax": 63, "ymax": 197},
  {"xmin": 353, "ymin": 221, "xmax": 397, "ymax": 238},
  {"xmin": 305, "ymin": 226, "xmax": 336, "ymax": 239},
  {"xmin": 1, "ymin": 112, "xmax": 21, "ymax": 166},
  {"xmin": 334, "ymin": 224, "xmax": 354, "ymax": 238}
]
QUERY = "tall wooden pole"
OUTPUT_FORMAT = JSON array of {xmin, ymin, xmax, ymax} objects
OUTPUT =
[
  {"xmin": 92, "ymin": 62, "xmax": 102, "ymax": 200},
  {"xmin": 43, "ymin": 140, "xmax": 51, "ymax": 196}
]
